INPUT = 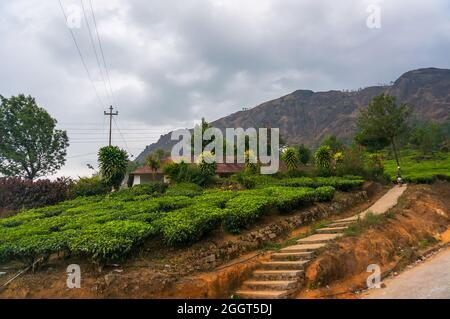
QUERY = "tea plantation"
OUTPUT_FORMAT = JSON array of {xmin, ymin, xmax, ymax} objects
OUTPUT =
[
  {"xmin": 384, "ymin": 151, "xmax": 450, "ymax": 183},
  {"xmin": 0, "ymin": 177, "xmax": 363, "ymax": 265}
]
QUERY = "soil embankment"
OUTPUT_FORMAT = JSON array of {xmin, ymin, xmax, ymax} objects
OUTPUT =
[
  {"xmin": 0, "ymin": 186, "xmax": 378, "ymax": 299},
  {"xmin": 296, "ymin": 182, "xmax": 450, "ymax": 298}
]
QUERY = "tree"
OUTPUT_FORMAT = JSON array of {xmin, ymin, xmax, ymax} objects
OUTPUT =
[
  {"xmin": 0, "ymin": 94, "xmax": 69, "ymax": 180},
  {"xmin": 356, "ymin": 93, "xmax": 411, "ymax": 168},
  {"xmin": 98, "ymin": 146, "xmax": 128, "ymax": 191},
  {"xmin": 191, "ymin": 118, "xmax": 215, "ymax": 154},
  {"xmin": 153, "ymin": 148, "xmax": 168, "ymax": 161},
  {"xmin": 315, "ymin": 145, "xmax": 333, "ymax": 176},
  {"xmin": 321, "ymin": 135, "xmax": 344, "ymax": 153},
  {"xmin": 281, "ymin": 147, "xmax": 299, "ymax": 173},
  {"xmin": 146, "ymin": 154, "xmax": 161, "ymax": 180},
  {"xmin": 408, "ymin": 121, "xmax": 446, "ymax": 154},
  {"xmin": 297, "ymin": 144, "xmax": 311, "ymax": 165}
]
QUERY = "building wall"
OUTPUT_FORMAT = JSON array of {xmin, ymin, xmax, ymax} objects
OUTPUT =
[{"xmin": 132, "ymin": 174, "xmax": 164, "ymax": 186}]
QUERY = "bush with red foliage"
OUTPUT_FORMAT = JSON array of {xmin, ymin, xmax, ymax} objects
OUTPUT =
[{"xmin": 0, "ymin": 177, "xmax": 73, "ymax": 212}]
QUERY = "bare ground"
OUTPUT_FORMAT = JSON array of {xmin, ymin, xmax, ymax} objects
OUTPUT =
[
  {"xmin": 295, "ymin": 182, "xmax": 450, "ymax": 299},
  {"xmin": 0, "ymin": 185, "xmax": 386, "ymax": 299}
]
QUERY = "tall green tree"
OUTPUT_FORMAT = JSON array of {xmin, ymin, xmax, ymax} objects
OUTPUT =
[
  {"xmin": 0, "ymin": 94, "xmax": 69, "ymax": 180},
  {"xmin": 98, "ymin": 146, "xmax": 128, "ymax": 191},
  {"xmin": 297, "ymin": 144, "xmax": 311, "ymax": 165},
  {"xmin": 356, "ymin": 93, "xmax": 411, "ymax": 168},
  {"xmin": 146, "ymin": 154, "xmax": 161, "ymax": 180}
]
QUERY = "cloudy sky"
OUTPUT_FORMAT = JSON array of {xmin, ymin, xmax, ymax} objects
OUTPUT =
[{"xmin": 1, "ymin": 0, "xmax": 449, "ymax": 178}]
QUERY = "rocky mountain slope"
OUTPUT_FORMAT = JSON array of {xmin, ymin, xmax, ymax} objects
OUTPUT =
[{"xmin": 136, "ymin": 68, "xmax": 450, "ymax": 162}]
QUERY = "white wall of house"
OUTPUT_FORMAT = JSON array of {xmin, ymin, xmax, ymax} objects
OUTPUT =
[{"xmin": 133, "ymin": 175, "xmax": 141, "ymax": 185}]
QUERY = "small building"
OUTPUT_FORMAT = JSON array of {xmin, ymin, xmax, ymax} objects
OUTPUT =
[
  {"xmin": 215, "ymin": 163, "xmax": 245, "ymax": 178},
  {"xmin": 130, "ymin": 161, "xmax": 245, "ymax": 186},
  {"xmin": 130, "ymin": 165, "xmax": 168, "ymax": 185}
]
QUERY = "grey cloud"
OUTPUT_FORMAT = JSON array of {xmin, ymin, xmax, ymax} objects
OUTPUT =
[{"xmin": 1, "ymin": 0, "xmax": 449, "ymax": 177}]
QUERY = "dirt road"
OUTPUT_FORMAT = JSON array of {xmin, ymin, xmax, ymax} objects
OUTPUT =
[{"xmin": 363, "ymin": 247, "xmax": 450, "ymax": 299}]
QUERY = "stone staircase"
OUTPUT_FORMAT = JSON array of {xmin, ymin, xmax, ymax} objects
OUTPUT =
[
  {"xmin": 234, "ymin": 218, "xmax": 352, "ymax": 299},
  {"xmin": 234, "ymin": 185, "xmax": 407, "ymax": 299}
]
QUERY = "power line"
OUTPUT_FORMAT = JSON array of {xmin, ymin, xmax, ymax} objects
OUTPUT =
[
  {"xmin": 58, "ymin": 0, "xmax": 106, "ymax": 109},
  {"xmin": 79, "ymin": 0, "xmax": 112, "ymax": 106},
  {"xmin": 89, "ymin": 0, "xmax": 117, "ymax": 106},
  {"xmin": 114, "ymin": 117, "xmax": 134, "ymax": 157}
]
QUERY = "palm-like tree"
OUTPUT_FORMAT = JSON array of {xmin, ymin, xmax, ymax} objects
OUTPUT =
[
  {"xmin": 281, "ymin": 147, "xmax": 299, "ymax": 173},
  {"xmin": 146, "ymin": 155, "xmax": 161, "ymax": 180}
]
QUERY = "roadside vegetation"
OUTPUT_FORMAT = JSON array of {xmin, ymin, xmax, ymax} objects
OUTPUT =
[
  {"xmin": 0, "ymin": 178, "xmax": 358, "ymax": 265},
  {"xmin": 0, "ymin": 92, "xmax": 449, "ymax": 272}
]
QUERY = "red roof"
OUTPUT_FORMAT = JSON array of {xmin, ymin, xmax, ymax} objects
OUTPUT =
[
  {"xmin": 215, "ymin": 163, "xmax": 245, "ymax": 174},
  {"xmin": 131, "ymin": 161, "xmax": 244, "ymax": 175},
  {"xmin": 131, "ymin": 166, "xmax": 164, "ymax": 175}
]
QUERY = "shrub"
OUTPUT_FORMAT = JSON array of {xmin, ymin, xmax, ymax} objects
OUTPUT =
[
  {"xmin": 98, "ymin": 146, "xmax": 129, "ymax": 191},
  {"xmin": 157, "ymin": 204, "xmax": 225, "ymax": 245},
  {"xmin": 281, "ymin": 147, "xmax": 299, "ymax": 173},
  {"xmin": 0, "ymin": 176, "xmax": 73, "ymax": 212},
  {"xmin": 276, "ymin": 177, "xmax": 363, "ymax": 191},
  {"xmin": 315, "ymin": 146, "xmax": 333, "ymax": 176},
  {"xmin": 297, "ymin": 144, "xmax": 311, "ymax": 165},
  {"xmin": 165, "ymin": 183, "xmax": 203, "ymax": 197},
  {"xmin": 163, "ymin": 161, "xmax": 214, "ymax": 186},
  {"xmin": 69, "ymin": 221, "xmax": 155, "ymax": 262},
  {"xmin": 68, "ymin": 176, "xmax": 109, "ymax": 198},
  {"xmin": 224, "ymin": 195, "xmax": 273, "ymax": 233},
  {"xmin": 111, "ymin": 182, "xmax": 167, "ymax": 199}
]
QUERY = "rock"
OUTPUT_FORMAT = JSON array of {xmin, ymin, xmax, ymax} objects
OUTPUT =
[
  {"xmin": 104, "ymin": 273, "xmax": 116, "ymax": 286},
  {"xmin": 268, "ymin": 233, "xmax": 277, "ymax": 239},
  {"xmin": 205, "ymin": 254, "xmax": 216, "ymax": 263}
]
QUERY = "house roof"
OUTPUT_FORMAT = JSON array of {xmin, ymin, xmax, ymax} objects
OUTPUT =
[
  {"xmin": 131, "ymin": 166, "xmax": 164, "ymax": 175},
  {"xmin": 215, "ymin": 163, "xmax": 245, "ymax": 174},
  {"xmin": 131, "ymin": 161, "xmax": 245, "ymax": 175}
]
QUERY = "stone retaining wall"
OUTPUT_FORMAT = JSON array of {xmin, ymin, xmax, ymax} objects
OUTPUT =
[{"xmin": 186, "ymin": 191, "xmax": 368, "ymax": 273}]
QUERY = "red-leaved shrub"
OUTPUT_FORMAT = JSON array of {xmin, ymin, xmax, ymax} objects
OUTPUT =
[{"xmin": 0, "ymin": 177, "xmax": 73, "ymax": 213}]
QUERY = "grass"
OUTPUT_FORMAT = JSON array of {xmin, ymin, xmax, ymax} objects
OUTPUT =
[
  {"xmin": 344, "ymin": 212, "xmax": 387, "ymax": 237},
  {"xmin": 384, "ymin": 150, "xmax": 450, "ymax": 183}
]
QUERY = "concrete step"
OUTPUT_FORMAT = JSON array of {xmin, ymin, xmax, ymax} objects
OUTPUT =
[
  {"xmin": 297, "ymin": 233, "xmax": 342, "ymax": 244},
  {"xmin": 280, "ymin": 243, "xmax": 327, "ymax": 252},
  {"xmin": 243, "ymin": 280, "xmax": 298, "ymax": 291},
  {"xmin": 234, "ymin": 290, "xmax": 288, "ymax": 299},
  {"xmin": 261, "ymin": 260, "xmax": 308, "ymax": 270},
  {"xmin": 253, "ymin": 270, "xmax": 303, "ymax": 281},
  {"xmin": 328, "ymin": 220, "xmax": 353, "ymax": 227},
  {"xmin": 315, "ymin": 226, "xmax": 347, "ymax": 234},
  {"xmin": 335, "ymin": 215, "xmax": 360, "ymax": 222},
  {"xmin": 271, "ymin": 251, "xmax": 313, "ymax": 261}
]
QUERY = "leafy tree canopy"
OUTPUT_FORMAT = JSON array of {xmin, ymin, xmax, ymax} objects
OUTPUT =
[
  {"xmin": 0, "ymin": 94, "xmax": 69, "ymax": 180},
  {"xmin": 356, "ymin": 93, "xmax": 411, "ymax": 167},
  {"xmin": 98, "ymin": 146, "xmax": 129, "ymax": 191}
]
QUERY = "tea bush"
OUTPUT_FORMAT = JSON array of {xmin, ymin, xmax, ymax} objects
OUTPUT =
[
  {"xmin": 0, "ymin": 176, "xmax": 352, "ymax": 264},
  {"xmin": 164, "ymin": 183, "xmax": 203, "ymax": 197}
]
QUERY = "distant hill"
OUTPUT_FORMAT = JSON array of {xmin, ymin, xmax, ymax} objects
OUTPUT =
[{"xmin": 135, "ymin": 68, "xmax": 450, "ymax": 162}]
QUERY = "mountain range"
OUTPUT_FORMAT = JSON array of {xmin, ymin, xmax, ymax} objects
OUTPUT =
[{"xmin": 135, "ymin": 67, "xmax": 450, "ymax": 162}]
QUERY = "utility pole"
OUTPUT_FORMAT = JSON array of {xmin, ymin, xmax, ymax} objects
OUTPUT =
[{"xmin": 104, "ymin": 105, "xmax": 118, "ymax": 146}]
